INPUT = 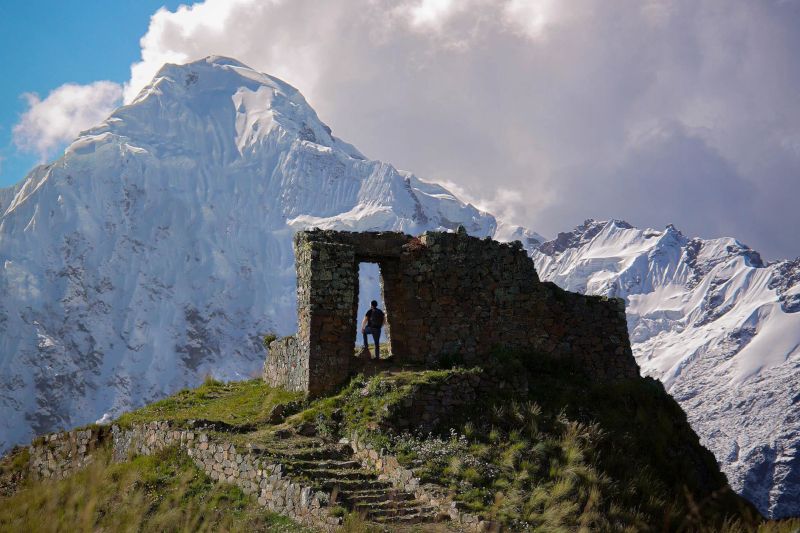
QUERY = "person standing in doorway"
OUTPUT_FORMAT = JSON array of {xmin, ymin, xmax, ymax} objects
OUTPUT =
[{"xmin": 361, "ymin": 300, "xmax": 385, "ymax": 359}]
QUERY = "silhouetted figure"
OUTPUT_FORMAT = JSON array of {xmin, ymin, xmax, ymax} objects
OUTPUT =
[{"xmin": 361, "ymin": 300, "xmax": 385, "ymax": 359}]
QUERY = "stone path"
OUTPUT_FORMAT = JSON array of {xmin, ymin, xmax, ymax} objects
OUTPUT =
[{"xmin": 249, "ymin": 435, "xmax": 443, "ymax": 526}]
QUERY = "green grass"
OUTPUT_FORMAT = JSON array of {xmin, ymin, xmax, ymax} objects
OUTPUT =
[
  {"xmin": 0, "ymin": 446, "xmax": 30, "ymax": 497},
  {"xmin": 0, "ymin": 444, "xmax": 315, "ymax": 533},
  {"xmin": 115, "ymin": 378, "xmax": 302, "ymax": 429},
  {"xmin": 287, "ymin": 368, "xmax": 478, "ymax": 449},
  {"xmin": 353, "ymin": 342, "xmax": 393, "ymax": 359},
  {"xmin": 390, "ymin": 350, "xmax": 764, "ymax": 531},
  {"xmin": 7, "ymin": 348, "xmax": 793, "ymax": 532},
  {"xmin": 0, "ymin": 446, "xmax": 29, "ymax": 477},
  {"xmin": 277, "ymin": 350, "xmax": 765, "ymax": 532}
]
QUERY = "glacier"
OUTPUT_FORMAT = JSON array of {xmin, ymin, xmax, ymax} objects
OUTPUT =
[
  {"xmin": 533, "ymin": 220, "xmax": 800, "ymax": 519},
  {"xmin": 1, "ymin": 56, "xmax": 798, "ymax": 519}
]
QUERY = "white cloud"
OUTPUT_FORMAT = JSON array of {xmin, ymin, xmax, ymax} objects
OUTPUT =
[
  {"xmin": 13, "ymin": 81, "xmax": 123, "ymax": 160},
  {"xmin": 407, "ymin": 0, "xmax": 459, "ymax": 29},
  {"xmin": 125, "ymin": 0, "xmax": 258, "ymax": 103},
  {"xmin": 438, "ymin": 179, "xmax": 543, "ymax": 230},
  {"xmin": 502, "ymin": 0, "xmax": 565, "ymax": 39},
  {"xmin": 20, "ymin": 0, "xmax": 799, "ymax": 258}
]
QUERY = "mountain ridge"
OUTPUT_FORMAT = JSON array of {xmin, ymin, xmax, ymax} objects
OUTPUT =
[
  {"xmin": 1, "ymin": 56, "xmax": 798, "ymax": 519},
  {"xmin": 531, "ymin": 218, "xmax": 800, "ymax": 519},
  {"xmin": 0, "ymin": 56, "xmax": 494, "ymax": 458}
]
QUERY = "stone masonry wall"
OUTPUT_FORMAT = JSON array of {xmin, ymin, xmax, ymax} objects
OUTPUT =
[
  {"xmin": 28, "ymin": 427, "xmax": 107, "ymax": 481},
  {"xmin": 264, "ymin": 228, "xmax": 639, "ymax": 396},
  {"xmin": 3, "ymin": 423, "xmax": 341, "ymax": 531},
  {"xmin": 395, "ymin": 230, "xmax": 635, "ymax": 375},
  {"xmin": 262, "ymin": 335, "xmax": 304, "ymax": 392},
  {"xmin": 372, "ymin": 367, "xmax": 526, "ymax": 435},
  {"xmin": 112, "ymin": 422, "xmax": 342, "ymax": 531}
]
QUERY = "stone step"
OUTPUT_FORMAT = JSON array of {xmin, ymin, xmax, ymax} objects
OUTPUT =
[
  {"xmin": 247, "ymin": 436, "xmax": 440, "ymax": 525},
  {"xmin": 354, "ymin": 505, "xmax": 439, "ymax": 521},
  {"xmin": 250, "ymin": 437, "xmax": 327, "ymax": 450},
  {"xmin": 260, "ymin": 448, "xmax": 348, "ymax": 461},
  {"xmin": 338, "ymin": 489, "xmax": 416, "ymax": 504},
  {"xmin": 370, "ymin": 511, "xmax": 432, "ymax": 524},
  {"xmin": 299, "ymin": 468, "xmax": 374, "ymax": 481},
  {"xmin": 314, "ymin": 478, "xmax": 394, "ymax": 492},
  {"xmin": 354, "ymin": 498, "xmax": 432, "ymax": 512},
  {"xmin": 281, "ymin": 459, "xmax": 363, "ymax": 470},
  {"xmin": 365, "ymin": 506, "xmax": 437, "ymax": 520}
]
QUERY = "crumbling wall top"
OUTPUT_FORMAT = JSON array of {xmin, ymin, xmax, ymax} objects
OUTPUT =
[{"xmin": 265, "ymin": 228, "xmax": 639, "ymax": 396}]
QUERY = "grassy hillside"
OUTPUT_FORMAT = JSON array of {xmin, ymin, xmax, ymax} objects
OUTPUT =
[
  {"xmin": 114, "ymin": 376, "xmax": 302, "ymax": 429},
  {"xmin": 2, "ymin": 352, "xmax": 799, "ymax": 532},
  {"xmin": 283, "ymin": 351, "xmax": 794, "ymax": 532},
  {"xmin": 0, "ymin": 444, "xmax": 313, "ymax": 533}
]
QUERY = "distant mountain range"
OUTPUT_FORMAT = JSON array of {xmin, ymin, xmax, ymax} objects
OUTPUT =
[
  {"xmin": 0, "ymin": 56, "xmax": 796, "ymax": 518},
  {"xmin": 533, "ymin": 219, "xmax": 800, "ymax": 518}
]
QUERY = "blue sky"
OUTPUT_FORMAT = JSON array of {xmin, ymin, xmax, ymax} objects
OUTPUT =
[{"xmin": 0, "ymin": 1, "xmax": 181, "ymax": 188}]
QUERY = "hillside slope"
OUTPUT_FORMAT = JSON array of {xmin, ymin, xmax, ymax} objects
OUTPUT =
[
  {"xmin": 0, "ymin": 57, "xmax": 494, "ymax": 454},
  {"xmin": 1, "ymin": 357, "xmax": 774, "ymax": 532},
  {"xmin": 532, "ymin": 220, "xmax": 800, "ymax": 519}
]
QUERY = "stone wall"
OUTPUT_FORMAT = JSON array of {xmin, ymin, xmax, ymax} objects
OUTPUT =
[
  {"xmin": 261, "ymin": 335, "xmax": 305, "ymax": 392},
  {"xmin": 3, "ymin": 422, "xmax": 342, "ymax": 531},
  {"xmin": 264, "ymin": 228, "xmax": 639, "ymax": 396},
  {"xmin": 111, "ymin": 422, "xmax": 341, "ymax": 531},
  {"xmin": 373, "ymin": 367, "xmax": 525, "ymax": 435},
  {"xmin": 28, "ymin": 427, "xmax": 107, "ymax": 481}
]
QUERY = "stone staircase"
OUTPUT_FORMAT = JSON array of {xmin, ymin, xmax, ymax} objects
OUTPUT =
[{"xmin": 249, "ymin": 435, "xmax": 442, "ymax": 526}]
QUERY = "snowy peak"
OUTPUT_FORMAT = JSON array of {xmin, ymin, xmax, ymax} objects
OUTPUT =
[
  {"xmin": 0, "ymin": 57, "xmax": 497, "ymax": 466},
  {"xmin": 536, "ymin": 219, "xmax": 634, "ymax": 256},
  {"xmin": 76, "ymin": 56, "xmax": 363, "ymax": 163},
  {"xmin": 532, "ymin": 219, "xmax": 800, "ymax": 519},
  {"xmin": 493, "ymin": 220, "xmax": 547, "ymax": 252}
]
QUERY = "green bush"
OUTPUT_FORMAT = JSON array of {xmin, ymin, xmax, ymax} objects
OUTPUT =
[{"xmin": 263, "ymin": 333, "xmax": 278, "ymax": 348}]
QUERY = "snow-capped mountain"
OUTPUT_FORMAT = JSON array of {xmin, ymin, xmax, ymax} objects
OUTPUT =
[
  {"xmin": 533, "ymin": 220, "xmax": 800, "ymax": 519},
  {"xmin": 0, "ymin": 56, "xmax": 495, "ymax": 454},
  {"xmin": 2, "ymin": 55, "xmax": 797, "ymax": 519}
]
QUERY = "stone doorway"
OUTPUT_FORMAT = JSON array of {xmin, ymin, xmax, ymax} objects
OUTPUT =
[
  {"xmin": 355, "ymin": 260, "xmax": 406, "ymax": 362},
  {"xmin": 263, "ymin": 228, "xmax": 639, "ymax": 397}
]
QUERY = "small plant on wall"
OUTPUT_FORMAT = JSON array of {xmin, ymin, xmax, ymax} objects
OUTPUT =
[{"xmin": 263, "ymin": 333, "xmax": 278, "ymax": 349}]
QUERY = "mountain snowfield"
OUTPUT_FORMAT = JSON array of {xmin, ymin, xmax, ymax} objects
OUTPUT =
[
  {"xmin": 0, "ymin": 56, "xmax": 494, "ymax": 456},
  {"xmin": 0, "ymin": 56, "xmax": 797, "ymax": 518},
  {"xmin": 532, "ymin": 220, "xmax": 800, "ymax": 519}
]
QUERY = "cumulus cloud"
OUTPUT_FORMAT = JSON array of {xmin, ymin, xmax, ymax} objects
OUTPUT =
[
  {"xmin": 109, "ymin": 0, "xmax": 800, "ymax": 258},
  {"xmin": 438, "ymin": 179, "xmax": 535, "ymax": 232},
  {"xmin": 13, "ymin": 81, "xmax": 123, "ymax": 160}
]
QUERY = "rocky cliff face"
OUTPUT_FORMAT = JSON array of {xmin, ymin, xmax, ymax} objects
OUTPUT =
[
  {"xmin": 0, "ymin": 56, "xmax": 495, "ymax": 454},
  {"xmin": 532, "ymin": 220, "xmax": 800, "ymax": 519}
]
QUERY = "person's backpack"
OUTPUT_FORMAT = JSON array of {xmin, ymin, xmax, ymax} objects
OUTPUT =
[{"xmin": 369, "ymin": 308, "xmax": 385, "ymax": 328}]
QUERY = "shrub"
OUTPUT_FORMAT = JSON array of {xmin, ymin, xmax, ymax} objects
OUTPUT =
[{"xmin": 263, "ymin": 333, "xmax": 278, "ymax": 348}]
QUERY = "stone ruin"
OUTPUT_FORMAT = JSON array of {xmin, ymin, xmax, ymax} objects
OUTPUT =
[{"xmin": 263, "ymin": 227, "xmax": 639, "ymax": 396}]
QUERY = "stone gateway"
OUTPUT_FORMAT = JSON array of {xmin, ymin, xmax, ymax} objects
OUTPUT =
[{"xmin": 263, "ymin": 228, "xmax": 639, "ymax": 396}]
